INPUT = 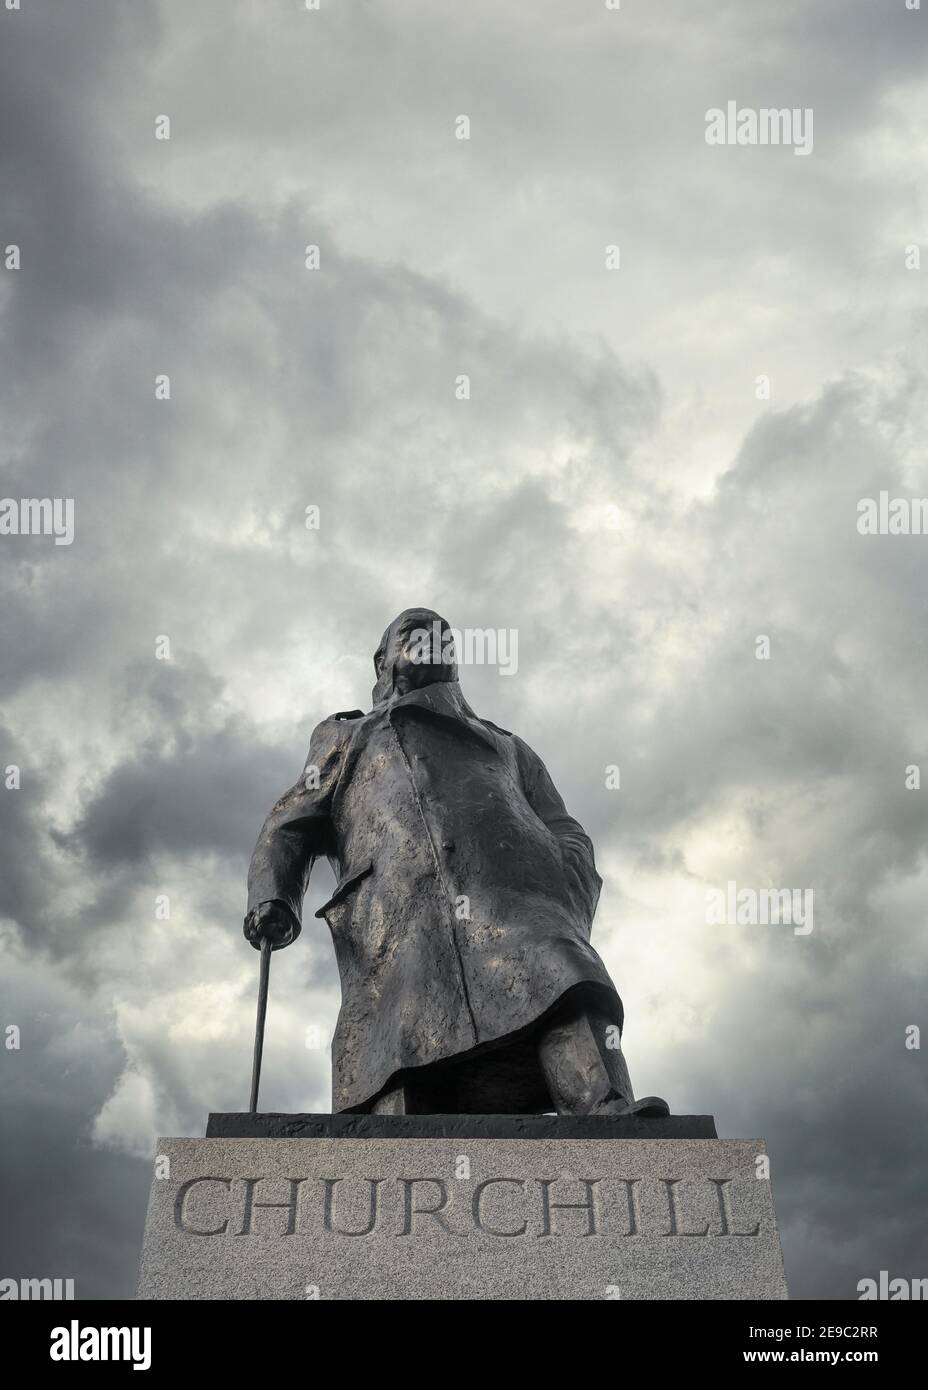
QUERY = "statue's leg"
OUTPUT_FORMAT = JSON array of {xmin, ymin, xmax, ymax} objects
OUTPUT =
[
  {"xmin": 371, "ymin": 1082, "xmax": 408, "ymax": 1115},
  {"xmin": 369, "ymin": 1067, "xmax": 454, "ymax": 1114},
  {"xmin": 537, "ymin": 1002, "xmax": 634, "ymax": 1114}
]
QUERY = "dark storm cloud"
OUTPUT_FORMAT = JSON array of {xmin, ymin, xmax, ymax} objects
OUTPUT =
[
  {"xmin": 1, "ymin": 0, "xmax": 926, "ymax": 1301},
  {"xmin": 0, "ymin": 955, "xmax": 150, "ymax": 1299},
  {"xmin": 0, "ymin": 722, "xmax": 60, "ymax": 931},
  {"xmin": 64, "ymin": 666, "xmax": 299, "ymax": 871}
]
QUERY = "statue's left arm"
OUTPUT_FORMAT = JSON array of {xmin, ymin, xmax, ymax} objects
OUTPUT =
[{"xmin": 514, "ymin": 735, "xmax": 603, "ymax": 925}]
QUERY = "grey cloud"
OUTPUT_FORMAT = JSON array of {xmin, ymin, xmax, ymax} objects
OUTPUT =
[{"xmin": 1, "ymin": 0, "xmax": 926, "ymax": 1302}]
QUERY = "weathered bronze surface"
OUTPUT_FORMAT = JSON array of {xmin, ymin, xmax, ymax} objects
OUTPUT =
[{"xmin": 244, "ymin": 608, "xmax": 667, "ymax": 1117}]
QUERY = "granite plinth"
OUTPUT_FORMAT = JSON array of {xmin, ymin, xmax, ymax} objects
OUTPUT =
[{"xmin": 138, "ymin": 1126, "xmax": 788, "ymax": 1300}]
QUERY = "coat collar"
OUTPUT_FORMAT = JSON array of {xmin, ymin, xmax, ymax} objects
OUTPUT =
[{"xmin": 384, "ymin": 681, "xmax": 500, "ymax": 752}]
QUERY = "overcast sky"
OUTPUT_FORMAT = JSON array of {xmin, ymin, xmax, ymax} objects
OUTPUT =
[{"xmin": 1, "ymin": 0, "xmax": 927, "ymax": 1300}]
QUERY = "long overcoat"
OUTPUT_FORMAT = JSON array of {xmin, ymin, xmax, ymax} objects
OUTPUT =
[{"xmin": 247, "ymin": 655, "xmax": 621, "ymax": 1112}]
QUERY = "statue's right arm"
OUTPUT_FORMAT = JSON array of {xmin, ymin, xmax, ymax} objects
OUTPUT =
[{"xmin": 243, "ymin": 717, "xmax": 344, "ymax": 951}]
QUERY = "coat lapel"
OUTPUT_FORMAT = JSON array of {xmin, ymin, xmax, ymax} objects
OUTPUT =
[{"xmin": 387, "ymin": 682, "xmax": 501, "ymax": 753}]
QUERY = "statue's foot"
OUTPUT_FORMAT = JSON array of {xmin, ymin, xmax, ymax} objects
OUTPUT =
[{"xmin": 595, "ymin": 1095, "xmax": 670, "ymax": 1119}]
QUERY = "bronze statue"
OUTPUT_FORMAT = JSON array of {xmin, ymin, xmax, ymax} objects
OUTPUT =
[{"xmin": 244, "ymin": 608, "xmax": 668, "ymax": 1118}]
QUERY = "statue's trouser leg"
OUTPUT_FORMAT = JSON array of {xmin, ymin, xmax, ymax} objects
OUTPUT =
[
  {"xmin": 369, "ymin": 1068, "xmax": 451, "ymax": 1114},
  {"xmin": 537, "ymin": 1002, "xmax": 634, "ymax": 1115},
  {"xmin": 370, "ymin": 1084, "xmax": 407, "ymax": 1115}
]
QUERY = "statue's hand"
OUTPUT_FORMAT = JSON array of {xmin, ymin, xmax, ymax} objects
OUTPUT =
[{"xmin": 243, "ymin": 901, "xmax": 298, "ymax": 952}]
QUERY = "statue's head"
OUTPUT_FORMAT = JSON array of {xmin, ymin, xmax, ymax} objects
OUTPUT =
[{"xmin": 372, "ymin": 607, "xmax": 458, "ymax": 704}]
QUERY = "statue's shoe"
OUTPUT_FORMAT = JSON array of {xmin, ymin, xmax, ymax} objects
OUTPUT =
[
  {"xmin": 595, "ymin": 1095, "xmax": 670, "ymax": 1119},
  {"xmin": 621, "ymin": 1096, "xmax": 670, "ymax": 1117}
]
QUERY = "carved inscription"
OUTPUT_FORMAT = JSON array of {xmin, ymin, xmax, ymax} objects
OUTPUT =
[{"xmin": 174, "ymin": 1174, "xmax": 764, "ymax": 1240}]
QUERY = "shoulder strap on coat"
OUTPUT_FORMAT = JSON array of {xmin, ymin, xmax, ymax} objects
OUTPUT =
[{"xmin": 480, "ymin": 717, "xmax": 513, "ymax": 737}]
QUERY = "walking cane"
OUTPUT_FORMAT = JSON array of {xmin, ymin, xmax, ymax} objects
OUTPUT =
[{"xmin": 248, "ymin": 936, "xmax": 272, "ymax": 1113}]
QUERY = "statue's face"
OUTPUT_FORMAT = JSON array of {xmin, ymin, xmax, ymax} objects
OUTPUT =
[{"xmin": 390, "ymin": 609, "xmax": 456, "ymax": 691}]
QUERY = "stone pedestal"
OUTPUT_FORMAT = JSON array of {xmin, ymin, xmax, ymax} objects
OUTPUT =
[{"xmin": 137, "ymin": 1116, "xmax": 788, "ymax": 1300}]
